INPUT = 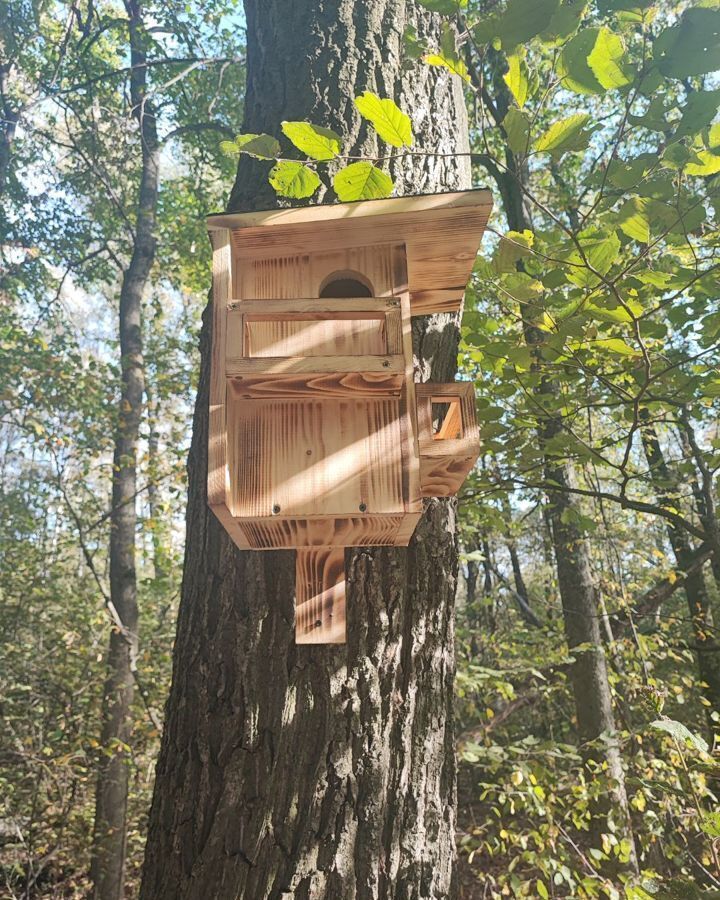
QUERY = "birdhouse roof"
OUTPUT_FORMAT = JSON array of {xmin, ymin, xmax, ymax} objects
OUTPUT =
[{"xmin": 206, "ymin": 188, "xmax": 492, "ymax": 315}]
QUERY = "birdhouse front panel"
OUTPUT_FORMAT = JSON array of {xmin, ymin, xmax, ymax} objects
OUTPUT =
[{"xmin": 207, "ymin": 190, "xmax": 492, "ymax": 644}]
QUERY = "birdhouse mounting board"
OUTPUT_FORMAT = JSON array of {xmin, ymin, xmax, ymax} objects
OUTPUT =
[{"xmin": 206, "ymin": 188, "xmax": 492, "ymax": 645}]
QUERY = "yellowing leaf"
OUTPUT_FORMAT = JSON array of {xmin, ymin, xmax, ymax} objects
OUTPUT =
[
  {"xmin": 333, "ymin": 162, "xmax": 393, "ymax": 201},
  {"xmin": 593, "ymin": 337, "xmax": 639, "ymax": 356},
  {"xmin": 503, "ymin": 108, "xmax": 531, "ymax": 155},
  {"xmin": 268, "ymin": 161, "xmax": 321, "ymax": 198},
  {"xmin": 223, "ymin": 133, "xmax": 281, "ymax": 159},
  {"xmin": 504, "ymin": 54, "xmax": 529, "ymax": 108},
  {"xmin": 424, "ymin": 22, "xmax": 470, "ymax": 82},
  {"xmin": 281, "ymin": 122, "xmax": 341, "ymax": 160},
  {"xmin": 535, "ymin": 113, "xmax": 593, "ymax": 157},
  {"xmin": 354, "ymin": 92, "xmax": 413, "ymax": 147},
  {"xmin": 587, "ymin": 28, "xmax": 632, "ymax": 89}
]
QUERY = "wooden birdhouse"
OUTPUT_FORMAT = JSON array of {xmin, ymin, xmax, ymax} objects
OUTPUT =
[{"xmin": 206, "ymin": 189, "xmax": 492, "ymax": 645}]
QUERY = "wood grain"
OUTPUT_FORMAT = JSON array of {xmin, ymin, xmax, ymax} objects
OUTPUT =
[
  {"xmin": 227, "ymin": 397, "xmax": 405, "ymax": 518},
  {"xmin": 228, "ymin": 372, "xmax": 403, "ymax": 398},
  {"xmin": 239, "ymin": 515, "xmax": 404, "ymax": 549},
  {"xmin": 296, "ymin": 548, "xmax": 346, "ymax": 644},
  {"xmin": 208, "ymin": 229, "xmax": 231, "ymax": 509},
  {"xmin": 226, "ymin": 354, "xmax": 403, "ymax": 377}
]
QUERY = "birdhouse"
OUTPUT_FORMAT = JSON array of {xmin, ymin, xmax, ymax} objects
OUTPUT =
[{"xmin": 206, "ymin": 189, "xmax": 492, "ymax": 645}]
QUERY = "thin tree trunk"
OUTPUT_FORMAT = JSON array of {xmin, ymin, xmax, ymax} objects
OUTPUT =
[
  {"xmin": 91, "ymin": 2, "xmax": 159, "ymax": 897},
  {"xmin": 641, "ymin": 421, "xmax": 720, "ymax": 717},
  {"xmin": 141, "ymin": 3, "xmax": 471, "ymax": 898},
  {"xmin": 481, "ymin": 47, "xmax": 637, "ymax": 870}
]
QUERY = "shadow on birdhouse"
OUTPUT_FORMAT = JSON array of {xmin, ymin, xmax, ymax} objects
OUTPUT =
[{"xmin": 206, "ymin": 189, "xmax": 492, "ymax": 645}]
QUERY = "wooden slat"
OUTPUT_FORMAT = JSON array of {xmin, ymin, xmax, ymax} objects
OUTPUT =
[
  {"xmin": 207, "ymin": 188, "xmax": 491, "ymax": 232},
  {"xmin": 239, "ymin": 515, "xmax": 404, "ymax": 549},
  {"xmin": 226, "ymin": 354, "xmax": 403, "ymax": 377},
  {"xmin": 208, "ymin": 229, "xmax": 231, "ymax": 509},
  {"xmin": 229, "ymin": 372, "xmax": 403, "ymax": 399},
  {"xmin": 410, "ymin": 289, "xmax": 463, "ymax": 316},
  {"xmin": 394, "ymin": 511, "xmax": 422, "ymax": 547},
  {"xmin": 209, "ymin": 502, "xmax": 251, "ymax": 550},
  {"xmin": 399, "ymin": 291, "xmax": 421, "ymax": 513},
  {"xmin": 296, "ymin": 548, "xmax": 346, "ymax": 644},
  {"xmin": 228, "ymin": 297, "xmax": 399, "ymax": 315},
  {"xmin": 227, "ymin": 397, "xmax": 405, "ymax": 518},
  {"xmin": 419, "ymin": 457, "xmax": 477, "ymax": 498}
]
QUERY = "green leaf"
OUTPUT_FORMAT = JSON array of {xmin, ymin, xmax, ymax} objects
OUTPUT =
[
  {"xmin": 424, "ymin": 22, "xmax": 470, "ymax": 82},
  {"xmin": 674, "ymin": 90, "xmax": 720, "ymax": 140},
  {"xmin": 280, "ymin": 122, "xmax": 341, "ymax": 161},
  {"xmin": 333, "ymin": 162, "xmax": 393, "ymax": 201},
  {"xmin": 504, "ymin": 54, "xmax": 529, "ymax": 108},
  {"xmin": 535, "ymin": 113, "xmax": 593, "ymax": 157},
  {"xmin": 497, "ymin": 0, "xmax": 560, "ymax": 50},
  {"xmin": 565, "ymin": 230, "xmax": 620, "ymax": 287},
  {"xmin": 416, "ymin": 0, "xmax": 467, "ymax": 13},
  {"xmin": 558, "ymin": 29, "xmax": 605, "ymax": 94},
  {"xmin": 650, "ymin": 718, "xmax": 709, "ymax": 753},
  {"xmin": 541, "ymin": 0, "xmax": 587, "ymax": 43},
  {"xmin": 354, "ymin": 92, "xmax": 413, "ymax": 147},
  {"xmin": 226, "ymin": 133, "xmax": 281, "ymax": 160},
  {"xmin": 493, "ymin": 229, "xmax": 534, "ymax": 274},
  {"xmin": 536, "ymin": 880, "xmax": 549, "ymax": 900},
  {"xmin": 593, "ymin": 337, "xmax": 638, "ymax": 356},
  {"xmin": 654, "ymin": 8, "xmax": 720, "ymax": 79},
  {"xmin": 503, "ymin": 108, "xmax": 532, "ymax": 155},
  {"xmin": 586, "ymin": 28, "xmax": 632, "ymax": 89},
  {"xmin": 616, "ymin": 197, "xmax": 650, "ymax": 243},
  {"xmin": 268, "ymin": 161, "xmax": 321, "ymax": 198}
]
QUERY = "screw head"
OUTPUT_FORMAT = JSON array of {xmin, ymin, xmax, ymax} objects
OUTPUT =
[
  {"xmin": 382, "ymin": 359, "xmax": 390, "ymax": 368},
  {"xmin": 359, "ymin": 502, "xmax": 367, "ymax": 512},
  {"xmin": 272, "ymin": 504, "xmax": 281, "ymax": 515}
]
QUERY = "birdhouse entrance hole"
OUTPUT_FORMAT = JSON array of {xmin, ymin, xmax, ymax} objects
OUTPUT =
[
  {"xmin": 319, "ymin": 270, "xmax": 373, "ymax": 298},
  {"xmin": 432, "ymin": 398, "xmax": 463, "ymax": 441}
]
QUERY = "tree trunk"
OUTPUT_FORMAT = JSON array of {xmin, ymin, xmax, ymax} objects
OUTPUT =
[
  {"xmin": 641, "ymin": 422, "xmax": 720, "ymax": 717},
  {"xmin": 91, "ymin": 2, "xmax": 159, "ymax": 897},
  {"xmin": 141, "ymin": 3, "xmax": 471, "ymax": 898},
  {"xmin": 481, "ymin": 47, "xmax": 636, "ymax": 870}
]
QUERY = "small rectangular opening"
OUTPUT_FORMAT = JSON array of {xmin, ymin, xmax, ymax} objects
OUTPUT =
[
  {"xmin": 244, "ymin": 313, "xmax": 387, "ymax": 358},
  {"xmin": 431, "ymin": 397, "xmax": 462, "ymax": 441}
]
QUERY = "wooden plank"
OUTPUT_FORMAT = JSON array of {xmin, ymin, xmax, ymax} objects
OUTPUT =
[
  {"xmin": 226, "ymin": 354, "xmax": 404, "ymax": 377},
  {"xmin": 209, "ymin": 502, "xmax": 251, "ymax": 550},
  {"xmin": 296, "ymin": 548, "xmax": 346, "ymax": 644},
  {"xmin": 227, "ymin": 397, "xmax": 405, "ymax": 518},
  {"xmin": 410, "ymin": 289, "xmax": 463, "ymax": 316},
  {"xmin": 207, "ymin": 188, "xmax": 492, "ymax": 231},
  {"xmin": 208, "ymin": 229, "xmax": 231, "ymax": 509},
  {"xmin": 228, "ymin": 371, "xmax": 403, "ymax": 398},
  {"xmin": 239, "ymin": 515, "xmax": 404, "ymax": 549},
  {"xmin": 399, "ymin": 291, "xmax": 421, "ymax": 513},
  {"xmin": 419, "ymin": 456, "xmax": 477, "ymax": 498},
  {"xmin": 393, "ymin": 511, "xmax": 422, "ymax": 547},
  {"xmin": 228, "ymin": 298, "xmax": 399, "ymax": 315}
]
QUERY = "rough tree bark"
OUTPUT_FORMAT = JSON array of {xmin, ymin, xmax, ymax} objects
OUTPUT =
[
  {"xmin": 141, "ymin": 2, "xmax": 471, "ymax": 898},
  {"xmin": 91, "ymin": 2, "xmax": 159, "ymax": 897},
  {"xmin": 479, "ymin": 50, "xmax": 637, "ymax": 868}
]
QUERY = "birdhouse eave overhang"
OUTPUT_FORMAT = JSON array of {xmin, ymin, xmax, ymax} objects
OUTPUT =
[{"xmin": 207, "ymin": 188, "xmax": 492, "ymax": 315}]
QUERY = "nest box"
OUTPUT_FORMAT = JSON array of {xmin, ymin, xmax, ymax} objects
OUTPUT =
[{"xmin": 206, "ymin": 188, "xmax": 492, "ymax": 645}]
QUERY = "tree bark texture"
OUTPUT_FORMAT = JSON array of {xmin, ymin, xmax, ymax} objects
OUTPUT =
[
  {"xmin": 91, "ymin": 2, "xmax": 159, "ymax": 897},
  {"xmin": 141, "ymin": 3, "xmax": 471, "ymax": 898}
]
